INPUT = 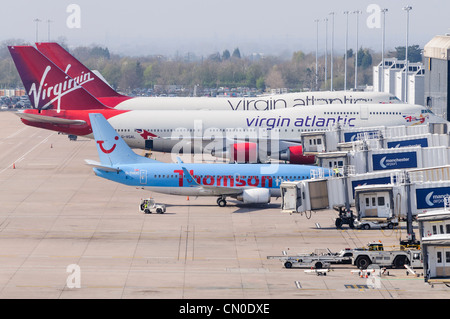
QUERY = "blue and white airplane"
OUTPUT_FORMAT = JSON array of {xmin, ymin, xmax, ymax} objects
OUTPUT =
[{"xmin": 86, "ymin": 113, "xmax": 330, "ymax": 207}]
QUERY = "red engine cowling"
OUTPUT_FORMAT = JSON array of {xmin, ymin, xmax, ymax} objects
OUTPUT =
[
  {"xmin": 231, "ymin": 142, "xmax": 258, "ymax": 163},
  {"xmin": 285, "ymin": 145, "xmax": 316, "ymax": 164}
]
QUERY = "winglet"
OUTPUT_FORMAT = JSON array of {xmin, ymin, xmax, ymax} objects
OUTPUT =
[{"xmin": 181, "ymin": 167, "xmax": 200, "ymax": 187}]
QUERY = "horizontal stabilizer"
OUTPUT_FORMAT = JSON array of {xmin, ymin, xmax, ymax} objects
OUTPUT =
[
  {"xmin": 84, "ymin": 159, "xmax": 121, "ymax": 172},
  {"xmin": 15, "ymin": 111, "xmax": 86, "ymax": 125}
]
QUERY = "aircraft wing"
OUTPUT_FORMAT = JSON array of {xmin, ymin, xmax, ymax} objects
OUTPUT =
[
  {"xmin": 181, "ymin": 167, "xmax": 244, "ymax": 196},
  {"xmin": 15, "ymin": 111, "xmax": 86, "ymax": 125}
]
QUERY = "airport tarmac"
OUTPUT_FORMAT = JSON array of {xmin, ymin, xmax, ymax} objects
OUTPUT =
[{"xmin": 0, "ymin": 111, "xmax": 448, "ymax": 300}]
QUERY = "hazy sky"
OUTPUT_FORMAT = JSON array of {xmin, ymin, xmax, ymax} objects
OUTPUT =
[{"xmin": 1, "ymin": 0, "xmax": 449, "ymax": 57}]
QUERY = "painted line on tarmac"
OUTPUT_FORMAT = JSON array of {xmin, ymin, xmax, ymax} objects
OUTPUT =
[{"xmin": 0, "ymin": 131, "xmax": 55, "ymax": 174}]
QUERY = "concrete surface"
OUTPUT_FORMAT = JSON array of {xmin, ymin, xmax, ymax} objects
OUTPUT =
[{"xmin": 0, "ymin": 111, "xmax": 448, "ymax": 299}]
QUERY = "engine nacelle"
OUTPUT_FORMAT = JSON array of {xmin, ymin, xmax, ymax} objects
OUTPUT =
[
  {"xmin": 280, "ymin": 145, "xmax": 316, "ymax": 164},
  {"xmin": 237, "ymin": 188, "xmax": 271, "ymax": 204},
  {"xmin": 211, "ymin": 142, "xmax": 259, "ymax": 163},
  {"xmin": 231, "ymin": 142, "xmax": 258, "ymax": 163}
]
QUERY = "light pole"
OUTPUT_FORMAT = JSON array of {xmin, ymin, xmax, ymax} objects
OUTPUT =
[
  {"xmin": 403, "ymin": 5, "xmax": 412, "ymax": 103},
  {"xmin": 343, "ymin": 11, "xmax": 349, "ymax": 91},
  {"xmin": 324, "ymin": 17, "xmax": 328, "ymax": 90},
  {"xmin": 33, "ymin": 18, "xmax": 41, "ymax": 42},
  {"xmin": 315, "ymin": 19, "xmax": 320, "ymax": 90},
  {"xmin": 47, "ymin": 19, "xmax": 53, "ymax": 42},
  {"xmin": 353, "ymin": 10, "xmax": 361, "ymax": 90},
  {"xmin": 381, "ymin": 8, "xmax": 388, "ymax": 92},
  {"xmin": 329, "ymin": 12, "xmax": 335, "ymax": 91}
]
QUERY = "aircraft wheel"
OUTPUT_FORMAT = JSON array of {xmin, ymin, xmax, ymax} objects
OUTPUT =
[{"xmin": 218, "ymin": 199, "xmax": 227, "ymax": 207}]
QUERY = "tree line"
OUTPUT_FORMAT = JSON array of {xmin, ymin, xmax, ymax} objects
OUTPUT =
[{"xmin": 0, "ymin": 38, "xmax": 422, "ymax": 96}]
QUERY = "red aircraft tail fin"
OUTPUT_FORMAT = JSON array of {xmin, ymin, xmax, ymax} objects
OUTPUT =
[
  {"xmin": 8, "ymin": 45, "xmax": 110, "ymax": 111},
  {"xmin": 36, "ymin": 42, "xmax": 126, "ymax": 100}
]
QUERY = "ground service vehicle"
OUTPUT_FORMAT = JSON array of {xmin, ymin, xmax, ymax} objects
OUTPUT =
[
  {"xmin": 267, "ymin": 249, "xmax": 352, "ymax": 269},
  {"xmin": 139, "ymin": 198, "xmax": 166, "ymax": 214},
  {"xmin": 350, "ymin": 242, "xmax": 422, "ymax": 269},
  {"xmin": 268, "ymin": 243, "xmax": 422, "ymax": 270}
]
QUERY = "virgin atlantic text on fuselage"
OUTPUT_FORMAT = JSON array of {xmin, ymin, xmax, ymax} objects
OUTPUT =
[
  {"xmin": 227, "ymin": 96, "xmax": 372, "ymax": 111},
  {"xmin": 245, "ymin": 115, "xmax": 356, "ymax": 129}
]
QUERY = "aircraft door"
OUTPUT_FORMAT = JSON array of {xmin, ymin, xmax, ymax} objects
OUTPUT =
[
  {"xmin": 375, "ymin": 193, "xmax": 390, "ymax": 218},
  {"xmin": 360, "ymin": 192, "xmax": 390, "ymax": 218},
  {"xmin": 435, "ymin": 248, "xmax": 450, "ymax": 278},
  {"xmin": 140, "ymin": 170, "xmax": 147, "ymax": 185},
  {"xmin": 360, "ymin": 105, "xmax": 369, "ymax": 120}
]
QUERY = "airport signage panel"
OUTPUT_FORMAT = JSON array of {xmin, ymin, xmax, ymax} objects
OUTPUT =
[
  {"xmin": 416, "ymin": 187, "xmax": 450, "ymax": 209},
  {"xmin": 351, "ymin": 176, "xmax": 392, "ymax": 196},
  {"xmin": 372, "ymin": 151, "xmax": 418, "ymax": 171},
  {"xmin": 387, "ymin": 138, "xmax": 428, "ymax": 149},
  {"xmin": 343, "ymin": 130, "xmax": 380, "ymax": 142}
]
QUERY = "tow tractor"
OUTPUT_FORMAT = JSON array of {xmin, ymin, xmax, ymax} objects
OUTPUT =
[
  {"xmin": 349, "ymin": 242, "xmax": 422, "ymax": 269},
  {"xmin": 334, "ymin": 206, "xmax": 355, "ymax": 229},
  {"xmin": 139, "ymin": 198, "xmax": 166, "ymax": 214}
]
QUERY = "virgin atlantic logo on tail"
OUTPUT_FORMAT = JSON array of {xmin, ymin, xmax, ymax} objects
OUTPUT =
[
  {"xmin": 28, "ymin": 65, "xmax": 94, "ymax": 112},
  {"xmin": 97, "ymin": 136, "xmax": 119, "ymax": 154}
]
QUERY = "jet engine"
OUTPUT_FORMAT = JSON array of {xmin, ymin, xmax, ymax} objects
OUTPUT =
[
  {"xmin": 231, "ymin": 142, "xmax": 258, "ymax": 163},
  {"xmin": 236, "ymin": 188, "xmax": 271, "ymax": 204},
  {"xmin": 212, "ymin": 143, "xmax": 316, "ymax": 164},
  {"xmin": 211, "ymin": 142, "xmax": 259, "ymax": 163},
  {"xmin": 279, "ymin": 145, "xmax": 316, "ymax": 164}
]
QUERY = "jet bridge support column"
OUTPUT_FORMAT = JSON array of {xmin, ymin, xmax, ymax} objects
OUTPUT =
[
  {"xmin": 403, "ymin": 172, "xmax": 418, "ymax": 247},
  {"xmin": 343, "ymin": 166, "xmax": 351, "ymax": 211}
]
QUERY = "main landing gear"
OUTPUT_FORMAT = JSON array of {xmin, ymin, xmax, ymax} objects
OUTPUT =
[{"xmin": 217, "ymin": 196, "xmax": 227, "ymax": 207}]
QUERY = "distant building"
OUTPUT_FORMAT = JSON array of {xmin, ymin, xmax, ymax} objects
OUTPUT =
[
  {"xmin": 423, "ymin": 35, "xmax": 450, "ymax": 120},
  {"xmin": 373, "ymin": 58, "xmax": 424, "ymax": 106},
  {"xmin": 373, "ymin": 58, "xmax": 396, "ymax": 92},
  {"xmin": 395, "ymin": 62, "xmax": 424, "ymax": 104},
  {"xmin": 0, "ymin": 89, "xmax": 26, "ymax": 97},
  {"xmin": 383, "ymin": 59, "xmax": 405, "ymax": 96},
  {"xmin": 408, "ymin": 67, "xmax": 425, "ymax": 105}
]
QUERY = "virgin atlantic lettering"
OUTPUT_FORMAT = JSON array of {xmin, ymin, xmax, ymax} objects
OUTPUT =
[
  {"xmin": 245, "ymin": 115, "xmax": 356, "ymax": 129},
  {"xmin": 227, "ymin": 95, "xmax": 371, "ymax": 110}
]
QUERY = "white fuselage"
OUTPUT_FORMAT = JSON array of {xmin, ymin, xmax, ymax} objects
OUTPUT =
[
  {"xmin": 113, "ymin": 91, "xmax": 402, "ymax": 111},
  {"xmin": 101, "ymin": 103, "xmax": 445, "ymax": 154}
]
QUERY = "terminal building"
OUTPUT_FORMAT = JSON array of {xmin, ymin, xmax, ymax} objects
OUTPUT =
[
  {"xmin": 423, "ymin": 34, "xmax": 450, "ymax": 121},
  {"xmin": 372, "ymin": 34, "xmax": 450, "ymax": 121}
]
